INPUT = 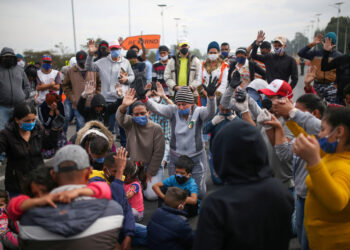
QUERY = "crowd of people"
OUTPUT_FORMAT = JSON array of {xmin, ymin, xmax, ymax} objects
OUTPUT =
[{"xmin": 0, "ymin": 29, "xmax": 349, "ymax": 250}]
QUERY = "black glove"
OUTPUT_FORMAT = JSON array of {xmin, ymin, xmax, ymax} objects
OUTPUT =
[
  {"xmin": 204, "ymin": 76, "xmax": 219, "ymax": 97},
  {"xmin": 234, "ymin": 89, "xmax": 247, "ymax": 103},
  {"xmin": 134, "ymin": 74, "xmax": 147, "ymax": 100},
  {"xmin": 261, "ymin": 98, "xmax": 272, "ymax": 111},
  {"xmin": 229, "ymin": 71, "xmax": 242, "ymax": 89}
]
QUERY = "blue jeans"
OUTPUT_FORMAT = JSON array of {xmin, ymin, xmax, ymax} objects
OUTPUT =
[
  {"xmin": 289, "ymin": 187, "xmax": 297, "ymax": 236},
  {"xmin": 0, "ymin": 105, "xmax": 13, "ymax": 131},
  {"xmin": 296, "ymin": 196, "xmax": 309, "ymax": 250},
  {"xmin": 132, "ymin": 223, "xmax": 147, "ymax": 246},
  {"xmin": 64, "ymin": 99, "xmax": 85, "ymax": 132}
]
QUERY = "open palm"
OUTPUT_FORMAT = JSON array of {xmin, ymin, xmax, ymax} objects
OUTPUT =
[
  {"xmin": 88, "ymin": 40, "xmax": 97, "ymax": 55},
  {"xmin": 322, "ymin": 37, "xmax": 335, "ymax": 52},
  {"xmin": 122, "ymin": 89, "xmax": 137, "ymax": 106}
]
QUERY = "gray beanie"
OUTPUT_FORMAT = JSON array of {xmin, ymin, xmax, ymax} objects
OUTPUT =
[{"xmin": 175, "ymin": 86, "xmax": 194, "ymax": 104}]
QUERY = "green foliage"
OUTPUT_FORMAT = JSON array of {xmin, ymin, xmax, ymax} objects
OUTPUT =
[
  {"xmin": 80, "ymin": 37, "xmax": 103, "ymax": 50},
  {"xmin": 317, "ymin": 16, "xmax": 350, "ymax": 53},
  {"xmin": 285, "ymin": 32, "xmax": 309, "ymax": 56}
]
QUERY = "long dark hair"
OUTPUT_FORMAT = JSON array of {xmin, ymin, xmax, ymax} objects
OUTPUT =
[
  {"xmin": 9, "ymin": 102, "xmax": 36, "ymax": 123},
  {"xmin": 124, "ymin": 160, "xmax": 147, "ymax": 190}
]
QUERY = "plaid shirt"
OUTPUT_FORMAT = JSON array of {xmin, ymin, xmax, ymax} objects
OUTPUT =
[{"xmin": 149, "ymin": 99, "xmax": 171, "ymax": 141}]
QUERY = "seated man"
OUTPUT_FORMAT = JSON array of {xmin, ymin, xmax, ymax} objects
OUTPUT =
[{"xmin": 19, "ymin": 145, "xmax": 124, "ymax": 250}]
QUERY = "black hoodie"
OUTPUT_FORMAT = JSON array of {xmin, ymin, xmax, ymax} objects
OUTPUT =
[
  {"xmin": 193, "ymin": 119, "xmax": 294, "ymax": 250},
  {"xmin": 77, "ymin": 94, "xmax": 122, "ymax": 127}
]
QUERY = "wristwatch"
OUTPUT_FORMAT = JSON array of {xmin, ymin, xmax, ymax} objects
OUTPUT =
[{"xmin": 288, "ymin": 108, "xmax": 298, "ymax": 120}]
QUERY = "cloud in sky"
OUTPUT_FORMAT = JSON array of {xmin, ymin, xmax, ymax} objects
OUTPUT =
[{"xmin": 0, "ymin": 0, "xmax": 349, "ymax": 54}]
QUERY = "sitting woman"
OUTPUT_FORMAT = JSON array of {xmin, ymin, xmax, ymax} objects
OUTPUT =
[{"xmin": 38, "ymin": 92, "xmax": 66, "ymax": 158}]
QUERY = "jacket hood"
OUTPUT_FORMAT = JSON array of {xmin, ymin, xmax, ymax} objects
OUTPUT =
[
  {"xmin": 212, "ymin": 119, "xmax": 272, "ymax": 184},
  {"xmin": 21, "ymin": 199, "xmax": 109, "ymax": 237},
  {"xmin": 91, "ymin": 94, "xmax": 106, "ymax": 108},
  {"xmin": 1, "ymin": 47, "xmax": 15, "ymax": 57},
  {"xmin": 75, "ymin": 120, "xmax": 114, "ymax": 149}
]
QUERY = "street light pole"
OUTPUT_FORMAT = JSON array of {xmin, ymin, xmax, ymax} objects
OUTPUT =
[
  {"xmin": 174, "ymin": 18, "xmax": 181, "ymax": 44},
  {"xmin": 315, "ymin": 13, "xmax": 322, "ymax": 31},
  {"xmin": 310, "ymin": 20, "xmax": 315, "ymax": 41},
  {"xmin": 128, "ymin": 0, "xmax": 131, "ymax": 36},
  {"xmin": 158, "ymin": 4, "xmax": 167, "ymax": 45},
  {"xmin": 71, "ymin": 0, "xmax": 77, "ymax": 53},
  {"xmin": 332, "ymin": 2, "xmax": 344, "ymax": 48}
]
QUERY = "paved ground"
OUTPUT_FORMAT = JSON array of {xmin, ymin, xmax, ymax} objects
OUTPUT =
[{"xmin": 0, "ymin": 66, "xmax": 307, "ymax": 249}]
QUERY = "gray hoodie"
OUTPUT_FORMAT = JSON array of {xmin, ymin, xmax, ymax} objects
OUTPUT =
[
  {"xmin": 85, "ymin": 54, "xmax": 135, "ymax": 102},
  {"xmin": 0, "ymin": 47, "xmax": 30, "ymax": 106}
]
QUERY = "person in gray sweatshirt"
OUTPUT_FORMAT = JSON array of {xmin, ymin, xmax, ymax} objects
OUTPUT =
[
  {"xmin": 0, "ymin": 47, "xmax": 30, "ymax": 130},
  {"xmin": 85, "ymin": 40, "xmax": 135, "ymax": 132},
  {"xmin": 136, "ymin": 80, "xmax": 218, "ymax": 198}
]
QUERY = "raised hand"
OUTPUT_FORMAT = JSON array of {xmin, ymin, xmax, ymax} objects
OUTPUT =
[
  {"xmin": 204, "ymin": 76, "xmax": 219, "ymax": 97},
  {"xmin": 229, "ymin": 71, "xmax": 242, "ymax": 89},
  {"xmin": 256, "ymin": 30, "xmax": 265, "ymax": 45},
  {"xmin": 293, "ymin": 134, "xmax": 321, "ymax": 167},
  {"xmin": 322, "ymin": 37, "xmax": 336, "ymax": 52},
  {"xmin": 88, "ymin": 40, "xmax": 97, "ymax": 56},
  {"xmin": 82, "ymin": 81, "xmax": 95, "ymax": 97},
  {"xmin": 113, "ymin": 147, "xmax": 128, "ymax": 181},
  {"xmin": 155, "ymin": 82, "xmax": 166, "ymax": 98},
  {"xmin": 313, "ymin": 34, "xmax": 323, "ymax": 45},
  {"xmin": 122, "ymin": 89, "xmax": 137, "ymax": 107},
  {"xmin": 304, "ymin": 65, "xmax": 317, "ymax": 86}
]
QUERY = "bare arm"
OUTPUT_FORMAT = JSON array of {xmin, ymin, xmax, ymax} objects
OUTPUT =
[{"xmin": 152, "ymin": 182, "xmax": 165, "ymax": 200}]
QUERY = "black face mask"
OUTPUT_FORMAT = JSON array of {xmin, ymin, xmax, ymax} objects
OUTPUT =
[
  {"xmin": 1, "ymin": 57, "xmax": 16, "ymax": 69},
  {"xmin": 175, "ymin": 174, "xmax": 188, "ymax": 184},
  {"xmin": 261, "ymin": 98, "xmax": 273, "ymax": 111},
  {"xmin": 100, "ymin": 48, "xmax": 109, "ymax": 57},
  {"xmin": 180, "ymin": 48, "xmax": 188, "ymax": 55},
  {"xmin": 78, "ymin": 62, "xmax": 85, "ymax": 69}
]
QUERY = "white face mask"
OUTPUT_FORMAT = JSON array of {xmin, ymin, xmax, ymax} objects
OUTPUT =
[
  {"xmin": 160, "ymin": 55, "xmax": 168, "ymax": 61},
  {"xmin": 151, "ymin": 96, "xmax": 161, "ymax": 103},
  {"xmin": 208, "ymin": 54, "xmax": 218, "ymax": 61},
  {"xmin": 17, "ymin": 60, "xmax": 25, "ymax": 68}
]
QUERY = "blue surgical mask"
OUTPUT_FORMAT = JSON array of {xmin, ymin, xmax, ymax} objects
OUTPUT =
[
  {"xmin": 42, "ymin": 63, "xmax": 51, "ymax": 71},
  {"xmin": 110, "ymin": 50, "xmax": 120, "ymax": 58},
  {"xmin": 318, "ymin": 129, "xmax": 339, "ymax": 154},
  {"xmin": 236, "ymin": 57, "xmax": 246, "ymax": 64},
  {"xmin": 133, "ymin": 115, "xmax": 148, "ymax": 126},
  {"xmin": 20, "ymin": 121, "xmax": 36, "ymax": 131},
  {"xmin": 221, "ymin": 52, "xmax": 229, "ymax": 58},
  {"xmin": 178, "ymin": 108, "xmax": 190, "ymax": 116},
  {"xmin": 93, "ymin": 157, "xmax": 105, "ymax": 164}
]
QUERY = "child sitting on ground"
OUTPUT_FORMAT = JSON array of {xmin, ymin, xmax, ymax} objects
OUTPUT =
[
  {"xmin": 147, "ymin": 187, "xmax": 195, "ymax": 250},
  {"xmin": 7, "ymin": 167, "xmax": 111, "ymax": 221},
  {"xmin": 123, "ymin": 161, "xmax": 146, "ymax": 222},
  {"xmin": 89, "ymin": 152, "xmax": 124, "ymax": 184},
  {"xmin": 0, "ymin": 190, "xmax": 19, "ymax": 249},
  {"xmin": 152, "ymin": 155, "xmax": 199, "ymax": 217}
]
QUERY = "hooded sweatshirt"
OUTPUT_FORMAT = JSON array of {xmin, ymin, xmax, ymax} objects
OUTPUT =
[
  {"xmin": 193, "ymin": 119, "xmax": 294, "ymax": 250},
  {"xmin": 77, "ymin": 94, "xmax": 122, "ymax": 127},
  {"xmin": 0, "ymin": 47, "xmax": 30, "ymax": 106}
]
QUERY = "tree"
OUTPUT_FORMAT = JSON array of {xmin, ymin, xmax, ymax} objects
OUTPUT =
[
  {"xmin": 80, "ymin": 37, "xmax": 104, "ymax": 50},
  {"xmin": 23, "ymin": 48, "xmax": 74, "ymax": 69},
  {"xmin": 190, "ymin": 48, "xmax": 204, "ymax": 60},
  {"xmin": 285, "ymin": 32, "xmax": 309, "ymax": 56},
  {"xmin": 318, "ymin": 16, "xmax": 350, "ymax": 53}
]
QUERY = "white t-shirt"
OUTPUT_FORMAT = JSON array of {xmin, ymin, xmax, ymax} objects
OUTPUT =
[{"xmin": 37, "ymin": 69, "xmax": 60, "ymax": 104}]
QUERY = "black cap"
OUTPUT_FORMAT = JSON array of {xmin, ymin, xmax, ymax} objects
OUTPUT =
[
  {"xmin": 159, "ymin": 45, "xmax": 169, "ymax": 52},
  {"xmin": 76, "ymin": 50, "xmax": 87, "ymax": 63},
  {"xmin": 126, "ymin": 49, "xmax": 138, "ymax": 59},
  {"xmin": 260, "ymin": 41, "xmax": 271, "ymax": 49}
]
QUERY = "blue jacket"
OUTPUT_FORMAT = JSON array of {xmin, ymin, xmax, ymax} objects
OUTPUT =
[
  {"xmin": 147, "ymin": 206, "xmax": 194, "ymax": 250},
  {"xmin": 89, "ymin": 177, "xmax": 135, "ymax": 237}
]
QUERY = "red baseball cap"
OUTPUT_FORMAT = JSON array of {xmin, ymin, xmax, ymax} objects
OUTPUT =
[
  {"xmin": 259, "ymin": 79, "xmax": 293, "ymax": 99},
  {"xmin": 109, "ymin": 40, "xmax": 121, "ymax": 49}
]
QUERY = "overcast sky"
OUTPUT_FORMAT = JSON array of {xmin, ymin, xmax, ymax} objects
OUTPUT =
[{"xmin": 1, "ymin": 0, "xmax": 349, "ymax": 55}]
